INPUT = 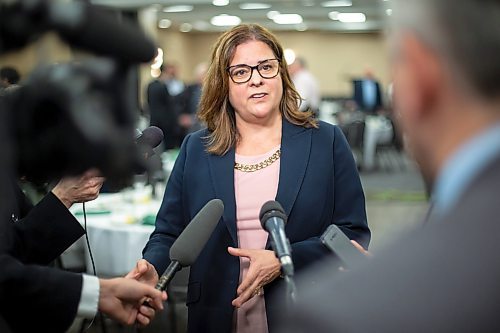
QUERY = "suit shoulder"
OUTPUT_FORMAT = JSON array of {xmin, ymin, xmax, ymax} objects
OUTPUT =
[
  {"xmin": 181, "ymin": 128, "xmax": 209, "ymax": 151},
  {"xmin": 313, "ymin": 120, "xmax": 342, "ymax": 139}
]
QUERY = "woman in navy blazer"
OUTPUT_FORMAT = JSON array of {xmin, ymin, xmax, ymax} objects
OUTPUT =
[{"xmin": 135, "ymin": 24, "xmax": 369, "ymax": 333}]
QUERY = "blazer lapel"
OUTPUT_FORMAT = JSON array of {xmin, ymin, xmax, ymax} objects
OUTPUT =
[
  {"xmin": 276, "ymin": 119, "xmax": 312, "ymax": 217},
  {"xmin": 207, "ymin": 147, "xmax": 238, "ymax": 246}
]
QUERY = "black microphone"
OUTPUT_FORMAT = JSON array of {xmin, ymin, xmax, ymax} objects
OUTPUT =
[
  {"xmin": 136, "ymin": 126, "xmax": 164, "ymax": 151},
  {"xmin": 155, "ymin": 199, "xmax": 224, "ymax": 291},
  {"xmin": 259, "ymin": 200, "xmax": 294, "ymax": 277}
]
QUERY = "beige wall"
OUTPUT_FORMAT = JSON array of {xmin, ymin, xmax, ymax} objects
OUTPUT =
[
  {"xmin": 151, "ymin": 30, "xmax": 390, "ymax": 97},
  {"xmin": 1, "ymin": 29, "xmax": 390, "ymax": 109},
  {"xmin": 0, "ymin": 33, "xmax": 72, "ymax": 79}
]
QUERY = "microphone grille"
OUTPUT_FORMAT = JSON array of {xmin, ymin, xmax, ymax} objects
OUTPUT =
[{"xmin": 170, "ymin": 199, "xmax": 224, "ymax": 266}]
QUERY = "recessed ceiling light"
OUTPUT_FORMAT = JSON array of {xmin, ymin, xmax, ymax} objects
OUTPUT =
[
  {"xmin": 163, "ymin": 5, "xmax": 193, "ymax": 13},
  {"xmin": 328, "ymin": 11, "xmax": 339, "ymax": 20},
  {"xmin": 267, "ymin": 10, "xmax": 280, "ymax": 19},
  {"xmin": 338, "ymin": 12, "xmax": 366, "ymax": 22},
  {"xmin": 180, "ymin": 23, "xmax": 193, "ymax": 32},
  {"xmin": 273, "ymin": 14, "xmax": 303, "ymax": 25},
  {"xmin": 239, "ymin": 3, "xmax": 272, "ymax": 10},
  {"xmin": 321, "ymin": 0, "xmax": 352, "ymax": 7},
  {"xmin": 386, "ymin": 8, "xmax": 393, "ymax": 16},
  {"xmin": 211, "ymin": 14, "xmax": 242, "ymax": 26},
  {"xmin": 213, "ymin": 0, "xmax": 229, "ymax": 6},
  {"xmin": 158, "ymin": 19, "xmax": 172, "ymax": 28}
]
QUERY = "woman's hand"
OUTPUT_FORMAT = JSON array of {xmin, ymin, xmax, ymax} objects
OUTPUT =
[
  {"xmin": 125, "ymin": 259, "xmax": 160, "ymax": 287},
  {"xmin": 228, "ymin": 247, "xmax": 281, "ymax": 308}
]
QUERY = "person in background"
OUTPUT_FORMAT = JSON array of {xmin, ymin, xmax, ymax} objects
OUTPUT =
[
  {"xmin": 0, "ymin": 66, "xmax": 20, "ymax": 92},
  {"xmin": 128, "ymin": 23, "xmax": 369, "ymax": 333},
  {"xmin": 147, "ymin": 63, "xmax": 184, "ymax": 150},
  {"xmin": 287, "ymin": 57, "xmax": 320, "ymax": 115},
  {"xmin": 178, "ymin": 62, "xmax": 208, "ymax": 136},
  {"xmin": 281, "ymin": 0, "xmax": 500, "ymax": 331}
]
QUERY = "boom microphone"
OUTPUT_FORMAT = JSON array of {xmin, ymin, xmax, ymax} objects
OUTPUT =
[
  {"xmin": 259, "ymin": 200, "xmax": 294, "ymax": 277},
  {"xmin": 155, "ymin": 199, "xmax": 224, "ymax": 291}
]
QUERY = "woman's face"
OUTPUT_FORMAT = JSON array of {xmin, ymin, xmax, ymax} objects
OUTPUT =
[{"xmin": 228, "ymin": 40, "xmax": 283, "ymax": 126}]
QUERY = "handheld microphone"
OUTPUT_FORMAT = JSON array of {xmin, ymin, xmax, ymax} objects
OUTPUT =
[
  {"xmin": 136, "ymin": 126, "xmax": 164, "ymax": 151},
  {"xmin": 155, "ymin": 199, "xmax": 224, "ymax": 291},
  {"xmin": 259, "ymin": 200, "xmax": 294, "ymax": 277}
]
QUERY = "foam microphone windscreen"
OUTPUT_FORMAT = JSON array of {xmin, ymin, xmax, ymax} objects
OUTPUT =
[
  {"xmin": 259, "ymin": 200, "xmax": 287, "ymax": 228},
  {"xmin": 137, "ymin": 126, "xmax": 164, "ymax": 149},
  {"xmin": 170, "ymin": 199, "xmax": 224, "ymax": 266}
]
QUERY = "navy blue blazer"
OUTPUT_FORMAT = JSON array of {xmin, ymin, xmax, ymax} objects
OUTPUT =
[{"xmin": 143, "ymin": 119, "xmax": 370, "ymax": 333}]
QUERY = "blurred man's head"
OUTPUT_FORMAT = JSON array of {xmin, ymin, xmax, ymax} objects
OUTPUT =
[
  {"xmin": 288, "ymin": 57, "xmax": 306, "ymax": 76},
  {"xmin": 0, "ymin": 66, "xmax": 20, "ymax": 88},
  {"xmin": 390, "ymin": 0, "xmax": 500, "ymax": 186}
]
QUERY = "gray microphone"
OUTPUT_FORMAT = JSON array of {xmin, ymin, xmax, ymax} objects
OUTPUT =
[
  {"xmin": 136, "ymin": 126, "xmax": 164, "ymax": 150},
  {"xmin": 259, "ymin": 200, "xmax": 294, "ymax": 277},
  {"xmin": 155, "ymin": 199, "xmax": 224, "ymax": 291}
]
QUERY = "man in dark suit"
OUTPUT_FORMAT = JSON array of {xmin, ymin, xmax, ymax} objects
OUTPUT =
[
  {"xmin": 147, "ymin": 64, "xmax": 185, "ymax": 150},
  {"xmin": 281, "ymin": 0, "xmax": 500, "ymax": 332}
]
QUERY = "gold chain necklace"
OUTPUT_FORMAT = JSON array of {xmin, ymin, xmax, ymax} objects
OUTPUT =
[{"xmin": 234, "ymin": 149, "xmax": 281, "ymax": 172}]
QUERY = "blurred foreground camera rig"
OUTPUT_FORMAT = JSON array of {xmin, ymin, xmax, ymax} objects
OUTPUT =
[{"xmin": 0, "ymin": 0, "xmax": 157, "ymax": 185}]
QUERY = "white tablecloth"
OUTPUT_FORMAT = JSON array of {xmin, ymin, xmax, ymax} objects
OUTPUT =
[{"xmin": 68, "ymin": 187, "xmax": 162, "ymax": 277}]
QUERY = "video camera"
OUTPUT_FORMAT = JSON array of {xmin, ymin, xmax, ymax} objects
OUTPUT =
[{"xmin": 0, "ymin": 0, "xmax": 157, "ymax": 184}]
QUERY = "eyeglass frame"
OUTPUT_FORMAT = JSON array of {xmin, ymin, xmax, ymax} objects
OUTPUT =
[{"xmin": 226, "ymin": 58, "xmax": 281, "ymax": 84}]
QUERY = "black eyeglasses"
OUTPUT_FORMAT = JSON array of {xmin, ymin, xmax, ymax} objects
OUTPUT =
[{"xmin": 227, "ymin": 59, "xmax": 280, "ymax": 84}]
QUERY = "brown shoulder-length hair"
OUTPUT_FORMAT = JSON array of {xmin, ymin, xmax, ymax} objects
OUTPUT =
[{"xmin": 198, "ymin": 23, "xmax": 318, "ymax": 156}]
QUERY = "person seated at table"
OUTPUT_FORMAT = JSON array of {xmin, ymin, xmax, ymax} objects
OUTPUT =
[{"xmin": 128, "ymin": 23, "xmax": 369, "ymax": 333}]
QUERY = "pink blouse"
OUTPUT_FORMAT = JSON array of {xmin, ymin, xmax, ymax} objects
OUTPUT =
[{"xmin": 233, "ymin": 146, "xmax": 281, "ymax": 333}]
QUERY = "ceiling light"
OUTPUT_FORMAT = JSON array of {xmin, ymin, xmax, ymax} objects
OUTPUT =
[
  {"xmin": 267, "ymin": 10, "xmax": 280, "ymax": 19},
  {"xmin": 158, "ymin": 19, "xmax": 172, "ymax": 28},
  {"xmin": 163, "ymin": 5, "xmax": 193, "ymax": 13},
  {"xmin": 211, "ymin": 14, "xmax": 242, "ymax": 26},
  {"xmin": 239, "ymin": 3, "xmax": 272, "ymax": 10},
  {"xmin": 321, "ymin": 0, "xmax": 352, "ymax": 7},
  {"xmin": 180, "ymin": 23, "xmax": 193, "ymax": 32},
  {"xmin": 386, "ymin": 8, "xmax": 393, "ymax": 16},
  {"xmin": 328, "ymin": 11, "xmax": 339, "ymax": 20},
  {"xmin": 213, "ymin": 0, "xmax": 229, "ymax": 6},
  {"xmin": 273, "ymin": 14, "xmax": 303, "ymax": 24},
  {"xmin": 338, "ymin": 12, "xmax": 366, "ymax": 23}
]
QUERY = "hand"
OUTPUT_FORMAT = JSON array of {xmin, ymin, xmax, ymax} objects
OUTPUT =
[
  {"xmin": 228, "ymin": 247, "xmax": 281, "ymax": 308},
  {"xmin": 126, "ymin": 259, "xmax": 160, "ymax": 287},
  {"xmin": 52, "ymin": 169, "xmax": 105, "ymax": 208},
  {"xmin": 350, "ymin": 240, "xmax": 371, "ymax": 257},
  {"xmin": 98, "ymin": 277, "xmax": 167, "ymax": 326},
  {"xmin": 126, "ymin": 259, "xmax": 164, "ymax": 326}
]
